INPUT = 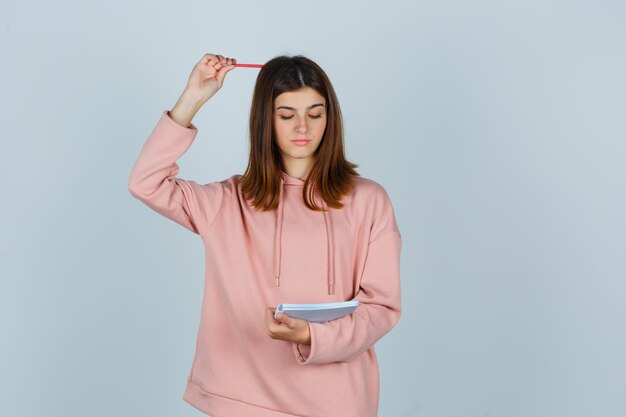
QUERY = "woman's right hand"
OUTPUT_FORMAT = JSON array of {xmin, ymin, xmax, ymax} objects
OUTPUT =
[{"xmin": 183, "ymin": 53, "xmax": 237, "ymax": 104}]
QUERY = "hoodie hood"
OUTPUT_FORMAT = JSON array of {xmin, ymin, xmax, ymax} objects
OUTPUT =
[{"xmin": 274, "ymin": 170, "xmax": 335, "ymax": 295}]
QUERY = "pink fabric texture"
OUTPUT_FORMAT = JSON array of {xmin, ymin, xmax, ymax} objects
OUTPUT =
[{"xmin": 128, "ymin": 110, "xmax": 403, "ymax": 417}]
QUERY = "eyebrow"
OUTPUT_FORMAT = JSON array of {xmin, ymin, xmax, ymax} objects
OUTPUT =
[{"xmin": 275, "ymin": 103, "xmax": 325, "ymax": 111}]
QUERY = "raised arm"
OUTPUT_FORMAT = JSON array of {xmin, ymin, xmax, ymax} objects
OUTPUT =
[{"xmin": 128, "ymin": 53, "xmax": 237, "ymax": 235}]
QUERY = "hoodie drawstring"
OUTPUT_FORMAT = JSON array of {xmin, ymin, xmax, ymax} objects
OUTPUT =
[
  {"xmin": 322, "ymin": 199, "xmax": 335, "ymax": 295},
  {"xmin": 274, "ymin": 174, "xmax": 335, "ymax": 295},
  {"xmin": 274, "ymin": 176, "xmax": 285, "ymax": 288}
]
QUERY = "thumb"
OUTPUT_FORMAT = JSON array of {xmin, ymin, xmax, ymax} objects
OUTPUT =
[
  {"xmin": 276, "ymin": 313, "xmax": 294, "ymax": 328},
  {"xmin": 215, "ymin": 64, "xmax": 234, "ymax": 86}
]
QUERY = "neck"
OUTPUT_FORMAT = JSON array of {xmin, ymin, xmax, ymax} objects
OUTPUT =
[{"xmin": 281, "ymin": 158, "xmax": 313, "ymax": 180}]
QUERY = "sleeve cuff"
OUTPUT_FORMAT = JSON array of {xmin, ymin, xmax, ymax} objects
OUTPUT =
[
  {"xmin": 292, "ymin": 322, "xmax": 318, "ymax": 365},
  {"xmin": 164, "ymin": 110, "xmax": 197, "ymax": 130},
  {"xmin": 293, "ymin": 342, "xmax": 311, "ymax": 363}
]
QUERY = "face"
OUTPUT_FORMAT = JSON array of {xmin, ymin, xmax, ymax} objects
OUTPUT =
[{"xmin": 273, "ymin": 86, "xmax": 327, "ymax": 173}]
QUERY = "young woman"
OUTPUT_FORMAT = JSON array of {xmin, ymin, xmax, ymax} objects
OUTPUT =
[{"xmin": 128, "ymin": 53, "xmax": 402, "ymax": 417}]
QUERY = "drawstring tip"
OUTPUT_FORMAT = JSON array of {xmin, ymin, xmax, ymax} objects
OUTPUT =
[
  {"xmin": 275, "ymin": 277, "xmax": 280, "ymax": 287},
  {"xmin": 328, "ymin": 285, "xmax": 334, "ymax": 295}
]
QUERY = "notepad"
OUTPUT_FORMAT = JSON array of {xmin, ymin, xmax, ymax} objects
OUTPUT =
[{"xmin": 274, "ymin": 300, "xmax": 360, "ymax": 323}]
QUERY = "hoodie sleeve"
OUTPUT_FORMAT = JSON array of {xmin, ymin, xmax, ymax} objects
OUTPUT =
[
  {"xmin": 292, "ymin": 184, "xmax": 402, "ymax": 365},
  {"xmin": 128, "ymin": 110, "xmax": 224, "ymax": 237}
]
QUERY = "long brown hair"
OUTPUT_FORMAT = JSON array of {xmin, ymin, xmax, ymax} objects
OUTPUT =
[{"xmin": 237, "ymin": 55, "xmax": 360, "ymax": 212}]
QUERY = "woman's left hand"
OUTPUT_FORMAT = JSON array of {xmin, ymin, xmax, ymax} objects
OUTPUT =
[{"xmin": 265, "ymin": 307, "xmax": 311, "ymax": 345}]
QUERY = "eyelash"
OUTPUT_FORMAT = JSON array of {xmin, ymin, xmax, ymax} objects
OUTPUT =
[{"xmin": 279, "ymin": 115, "xmax": 322, "ymax": 120}]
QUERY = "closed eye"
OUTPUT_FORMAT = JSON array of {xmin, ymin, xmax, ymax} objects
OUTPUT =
[{"xmin": 279, "ymin": 115, "xmax": 323, "ymax": 120}]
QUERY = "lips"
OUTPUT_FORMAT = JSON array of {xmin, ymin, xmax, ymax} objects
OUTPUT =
[{"xmin": 291, "ymin": 139, "xmax": 310, "ymax": 146}]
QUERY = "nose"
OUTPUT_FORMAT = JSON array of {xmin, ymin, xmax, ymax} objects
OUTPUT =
[{"xmin": 296, "ymin": 116, "xmax": 308, "ymax": 133}]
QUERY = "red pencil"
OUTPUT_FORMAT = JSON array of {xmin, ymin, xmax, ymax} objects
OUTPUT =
[{"xmin": 233, "ymin": 63, "xmax": 264, "ymax": 68}]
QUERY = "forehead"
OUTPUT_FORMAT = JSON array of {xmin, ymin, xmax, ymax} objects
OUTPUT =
[{"xmin": 274, "ymin": 87, "xmax": 325, "ymax": 108}]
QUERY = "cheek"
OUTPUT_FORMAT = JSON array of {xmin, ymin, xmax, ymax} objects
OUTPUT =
[
  {"xmin": 274, "ymin": 123, "xmax": 289, "ymax": 139},
  {"xmin": 316, "ymin": 120, "xmax": 328, "ymax": 137},
  {"xmin": 272, "ymin": 120, "xmax": 284, "ymax": 135},
  {"xmin": 274, "ymin": 126, "xmax": 295, "ymax": 147}
]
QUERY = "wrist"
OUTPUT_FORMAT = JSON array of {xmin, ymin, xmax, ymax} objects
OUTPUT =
[
  {"xmin": 302, "ymin": 323, "xmax": 311, "ymax": 345},
  {"xmin": 170, "ymin": 91, "xmax": 203, "ymax": 128},
  {"xmin": 179, "ymin": 89, "xmax": 206, "ymax": 110}
]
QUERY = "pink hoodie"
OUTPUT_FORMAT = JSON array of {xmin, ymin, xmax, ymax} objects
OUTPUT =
[{"xmin": 128, "ymin": 110, "xmax": 402, "ymax": 417}]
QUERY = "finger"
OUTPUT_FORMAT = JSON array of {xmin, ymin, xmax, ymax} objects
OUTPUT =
[
  {"xmin": 265, "ymin": 310, "xmax": 288, "ymax": 339},
  {"xmin": 273, "ymin": 309, "xmax": 287, "ymax": 323},
  {"xmin": 215, "ymin": 65, "xmax": 232, "ymax": 85},
  {"xmin": 217, "ymin": 56, "xmax": 235, "ymax": 69},
  {"xmin": 199, "ymin": 55, "xmax": 219, "ymax": 71},
  {"xmin": 276, "ymin": 313, "xmax": 295, "ymax": 329},
  {"xmin": 216, "ymin": 54, "xmax": 227, "ymax": 65},
  {"xmin": 266, "ymin": 308, "xmax": 279, "ymax": 325},
  {"xmin": 268, "ymin": 308, "xmax": 287, "ymax": 327},
  {"xmin": 213, "ymin": 56, "xmax": 232, "ymax": 72},
  {"xmin": 201, "ymin": 54, "xmax": 218, "ymax": 67}
]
